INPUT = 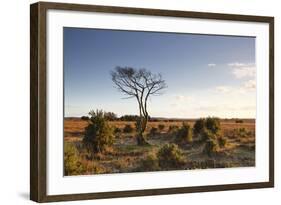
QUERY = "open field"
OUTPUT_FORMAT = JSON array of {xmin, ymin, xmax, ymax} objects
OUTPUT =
[{"xmin": 64, "ymin": 118, "xmax": 255, "ymax": 175}]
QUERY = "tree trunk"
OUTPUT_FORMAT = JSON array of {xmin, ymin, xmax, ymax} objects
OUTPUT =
[
  {"xmin": 136, "ymin": 117, "xmax": 149, "ymax": 145},
  {"xmin": 137, "ymin": 132, "xmax": 149, "ymax": 145},
  {"xmin": 136, "ymin": 97, "xmax": 149, "ymax": 145}
]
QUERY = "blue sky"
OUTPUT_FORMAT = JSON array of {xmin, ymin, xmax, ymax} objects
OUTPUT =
[{"xmin": 64, "ymin": 27, "xmax": 256, "ymax": 118}]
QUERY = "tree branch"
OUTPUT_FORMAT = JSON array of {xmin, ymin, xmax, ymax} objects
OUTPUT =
[{"xmin": 111, "ymin": 66, "xmax": 167, "ymax": 119}]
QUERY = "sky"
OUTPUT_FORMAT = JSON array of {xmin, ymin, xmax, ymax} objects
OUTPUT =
[{"xmin": 64, "ymin": 27, "xmax": 256, "ymax": 119}]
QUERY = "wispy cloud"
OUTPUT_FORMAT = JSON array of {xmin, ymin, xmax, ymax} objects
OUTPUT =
[
  {"xmin": 232, "ymin": 66, "xmax": 256, "ymax": 79},
  {"xmin": 214, "ymin": 79, "xmax": 256, "ymax": 95},
  {"xmin": 228, "ymin": 62, "xmax": 248, "ymax": 67},
  {"xmin": 235, "ymin": 80, "xmax": 256, "ymax": 94},
  {"xmin": 198, "ymin": 104, "xmax": 256, "ymax": 112},
  {"xmin": 208, "ymin": 63, "xmax": 216, "ymax": 67},
  {"xmin": 175, "ymin": 95, "xmax": 193, "ymax": 101},
  {"xmin": 243, "ymin": 79, "xmax": 256, "ymax": 90},
  {"xmin": 227, "ymin": 62, "xmax": 256, "ymax": 79},
  {"xmin": 215, "ymin": 86, "xmax": 231, "ymax": 93},
  {"xmin": 170, "ymin": 95, "xmax": 194, "ymax": 107}
]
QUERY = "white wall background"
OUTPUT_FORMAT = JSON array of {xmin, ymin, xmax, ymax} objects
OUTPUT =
[{"xmin": 0, "ymin": 0, "xmax": 279, "ymax": 204}]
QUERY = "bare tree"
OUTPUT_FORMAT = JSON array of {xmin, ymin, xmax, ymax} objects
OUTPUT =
[{"xmin": 111, "ymin": 66, "xmax": 167, "ymax": 145}]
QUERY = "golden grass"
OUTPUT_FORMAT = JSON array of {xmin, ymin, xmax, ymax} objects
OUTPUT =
[
  {"xmin": 64, "ymin": 118, "xmax": 255, "ymax": 139},
  {"xmin": 64, "ymin": 118, "xmax": 256, "ymax": 175}
]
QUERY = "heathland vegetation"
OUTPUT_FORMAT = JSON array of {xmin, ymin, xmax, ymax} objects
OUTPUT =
[
  {"xmin": 64, "ymin": 112, "xmax": 255, "ymax": 175},
  {"xmin": 64, "ymin": 67, "xmax": 255, "ymax": 175}
]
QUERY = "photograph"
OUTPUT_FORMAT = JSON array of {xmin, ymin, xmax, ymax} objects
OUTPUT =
[{"xmin": 63, "ymin": 27, "xmax": 256, "ymax": 176}]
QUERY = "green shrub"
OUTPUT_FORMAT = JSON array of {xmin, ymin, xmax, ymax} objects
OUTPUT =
[
  {"xmin": 205, "ymin": 117, "xmax": 221, "ymax": 134},
  {"xmin": 150, "ymin": 127, "xmax": 158, "ymax": 135},
  {"xmin": 176, "ymin": 122, "xmax": 192, "ymax": 143},
  {"xmin": 139, "ymin": 153, "xmax": 160, "ymax": 171},
  {"xmin": 203, "ymin": 139, "xmax": 219, "ymax": 157},
  {"xmin": 218, "ymin": 136, "xmax": 227, "ymax": 147},
  {"xmin": 198, "ymin": 127, "xmax": 223, "ymax": 156},
  {"xmin": 113, "ymin": 127, "xmax": 122, "ymax": 138},
  {"xmin": 193, "ymin": 117, "xmax": 221, "ymax": 140},
  {"xmin": 158, "ymin": 124, "xmax": 165, "ymax": 131},
  {"xmin": 168, "ymin": 125, "xmax": 179, "ymax": 133},
  {"xmin": 200, "ymin": 127, "xmax": 216, "ymax": 142},
  {"xmin": 123, "ymin": 124, "xmax": 134, "ymax": 133},
  {"xmin": 192, "ymin": 117, "xmax": 223, "ymax": 156},
  {"xmin": 104, "ymin": 111, "xmax": 118, "ymax": 121},
  {"xmin": 83, "ymin": 110, "xmax": 114, "ymax": 153},
  {"xmin": 235, "ymin": 127, "xmax": 251, "ymax": 138},
  {"xmin": 193, "ymin": 118, "xmax": 206, "ymax": 137},
  {"xmin": 80, "ymin": 159, "xmax": 106, "ymax": 174},
  {"xmin": 64, "ymin": 143, "xmax": 84, "ymax": 175},
  {"xmin": 114, "ymin": 127, "xmax": 122, "ymax": 134},
  {"xmin": 157, "ymin": 143, "xmax": 186, "ymax": 169}
]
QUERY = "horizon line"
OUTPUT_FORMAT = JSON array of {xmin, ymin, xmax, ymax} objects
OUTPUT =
[{"xmin": 64, "ymin": 116, "xmax": 256, "ymax": 120}]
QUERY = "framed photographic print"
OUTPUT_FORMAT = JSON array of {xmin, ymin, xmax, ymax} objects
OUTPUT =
[{"xmin": 30, "ymin": 1, "xmax": 274, "ymax": 202}]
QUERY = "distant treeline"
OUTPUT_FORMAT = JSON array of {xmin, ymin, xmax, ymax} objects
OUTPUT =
[
  {"xmin": 81, "ymin": 113, "xmax": 150, "ymax": 121},
  {"xmin": 80, "ymin": 113, "xmax": 192, "ymax": 122},
  {"xmin": 77, "ymin": 112, "xmax": 254, "ymax": 123}
]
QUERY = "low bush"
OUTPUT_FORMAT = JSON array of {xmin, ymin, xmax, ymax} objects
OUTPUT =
[
  {"xmin": 150, "ymin": 127, "xmax": 158, "ymax": 135},
  {"xmin": 205, "ymin": 117, "xmax": 221, "ymax": 134},
  {"xmin": 158, "ymin": 124, "xmax": 165, "ymax": 131},
  {"xmin": 199, "ymin": 128, "xmax": 221, "ymax": 157},
  {"xmin": 138, "ymin": 153, "xmax": 160, "ymax": 171},
  {"xmin": 176, "ymin": 122, "xmax": 192, "ymax": 143},
  {"xmin": 203, "ymin": 139, "xmax": 219, "ymax": 157},
  {"xmin": 193, "ymin": 118, "xmax": 205, "ymax": 137},
  {"xmin": 168, "ymin": 125, "xmax": 179, "ymax": 133},
  {"xmin": 196, "ymin": 126, "xmax": 227, "ymax": 156},
  {"xmin": 113, "ymin": 127, "xmax": 122, "ymax": 138},
  {"xmin": 218, "ymin": 136, "xmax": 227, "ymax": 147},
  {"xmin": 123, "ymin": 124, "xmax": 134, "ymax": 133},
  {"xmin": 235, "ymin": 127, "xmax": 251, "ymax": 138},
  {"xmin": 189, "ymin": 159, "xmax": 232, "ymax": 169},
  {"xmin": 113, "ymin": 157, "xmax": 132, "ymax": 172},
  {"xmin": 193, "ymin": 117, "xmax": 221, "ymax": 142},
  {"xmin": 114, "ymin": 127, "xmax": 122, "ymax": 134},
  {"xmin": 64, "ymin": 143, "xmax": 84, "ymax": 175},
  {"xmin": 157, "ymin": 143, "xmax": 186, "ymax": 169},
  {"xmin": 200, "ymin": 127, "xmax": 216, "ymax": 142},
  {"xmin": 189, "ymin": 159, "xmax": 215, "ymax": 169},
  {"xmin": 83, "ymin": 110, "xmax": 114, "ymax": 153},
  {"xmin": 79, "ymin": 159, "xmax": 106, "ymax": 174},
  {"xmin": 64, "ymin": 143, "xmax": 106, "ymax": 175}
]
